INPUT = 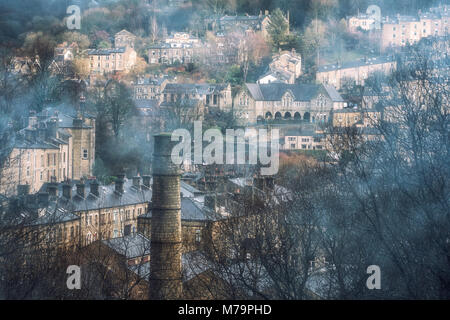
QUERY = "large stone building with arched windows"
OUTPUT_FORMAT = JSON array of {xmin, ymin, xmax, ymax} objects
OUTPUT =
[{"xmin": 233, "ymin": 83, "xmax": 347, "ymax": 125}]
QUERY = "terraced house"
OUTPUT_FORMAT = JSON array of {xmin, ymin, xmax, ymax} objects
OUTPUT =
[
  {"xmin": 381, "ymin": 5, "xmax": 450, "ymax": 50},
  {"xmin": 0, "ymin": 109, "xmax": 95, "ymax": 196},
  {"xmin": 316, "ymin": 56, "xmax": 396, "ymax": 90}
]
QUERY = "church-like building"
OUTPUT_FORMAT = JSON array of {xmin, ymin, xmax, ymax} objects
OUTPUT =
[{"xmin": 233, "ymin": 83, "xmax": 347, "ymax": 125}]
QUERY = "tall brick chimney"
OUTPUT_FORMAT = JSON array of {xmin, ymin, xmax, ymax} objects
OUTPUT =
[{"xmin": 149, "ymin": 133, "xmax": 182, "ymax": 300}]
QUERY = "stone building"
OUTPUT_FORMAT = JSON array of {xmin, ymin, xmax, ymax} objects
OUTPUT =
[
  {"xmin": 380, "ymin": 5, "xmax": 450, "ymax": 51},
  {"xmin": 208, "ymin": 10, "xmax": 288, "ymax": 39},
  {"xmin": 54, "ymin": 42, "xmax": 78, "ymax": 65},
  {"xmin": 87, "ymin": 46, "xmax": 137, "ymax": 74},
  {"xmin": 148, "ymin": 32, "xmax": 204, "ymax": 65},
  {"xmin": 38, "ymin": 176, "xmax": 152, "ymax": 247},
  {"xmin": 114, "ymin": 29, "xmax": 136, "ymax": 48},
  {"xmin": 280, "ymin": 128, "xmax": 325, "ymax": 151},
  {"xmin": 161, "ymin": 83, "xmax": 232, "ymax": 111},
  {"xmin": 332, "ymin": 108, "xmax": 382, "ymax": 128},
  {"xmin": 138, "ymin": 195, "xmax": 213, "ymax": 253},
  {"xmin": 2, "ymin": 184, "xmax": 82, "ymax": 251},
  {"xmin": 258, "ymin": 49, "xmax": 302, "ymax": 84},
  {"xmin": 347, "ymin": 13, "xmax": 381, "ymax": 32},
  {"xmin": 0, "ymin": 109, "xmax": 95, "ymax": 196},
  {"xmin": 148, "ymin": 42, "xmax": 203, "ymax": 65},
  {"xmin": 316, "ymin": 56, "xmax": 396, "ymax": 90},
  {"xmin": 233, "ymin": 83, "xmax": 347, "ymax": 125},
  {"xmin": 132, "ymin": 75, "xmax": 170, "ymax": 100}
]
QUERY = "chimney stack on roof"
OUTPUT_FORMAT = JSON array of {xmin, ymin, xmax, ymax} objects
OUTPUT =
[
  {"xmin": 17, "ymin": 184, "xmax": 30, "ymax": 196},
  {"xmin": 28, "ymin": 110, "xmax": 37, "ymax": 128},
  {"xmin": 204, "ymin": 194, "xmax": 217, "ymax": 212},
  {"xmin": 142, "ymin": 175, "xmax": 151, "ymax": 188},
  {"xmin": 62, "ymin": 182, "xmax": 72, "ymax": 199},
  {"xmin": 38, "ymin": 192, "xmax": 49, "ymax": 207},
  {"xmin": 90, "ymin": 180, "xmax": 99, "ymax": 196},
  {"xmin": 76, "ymin": 182, "xmax": 85, "ymax": 198},
  {"xmin": 47, "ymin": 181, "xmax": 58, "ymax": 197},
  {"xmin": 115, "ymin": 174, "xmax": 125, "ymax": 194},
  {"xmin": 132, "ymin": 176, "xmax": 141, "ymax": 189},
  {"xmin": 47, "ymin": 117, "xmax": 59, "ymax": 139}
]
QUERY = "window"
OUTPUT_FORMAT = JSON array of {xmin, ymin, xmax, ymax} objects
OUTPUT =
[
  {"xmin": 195, "ymin": 229, "xmax": 201, "ymax": 243},
  {"xmin": 83, "ymin": 149, "xmax": 88, "ymax": 159},
  {"xmin": 26, "ymin": 166, "xmax": 30, "ymax": 176}
]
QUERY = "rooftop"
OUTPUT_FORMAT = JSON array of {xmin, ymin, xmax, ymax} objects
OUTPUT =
[
  {"xmin": 245, "ymin": 83, "xmax": 345, "ymax": 102},
  {"xmin": 318, "ymin": 56, "xmax": 395, "ymax": 73}
]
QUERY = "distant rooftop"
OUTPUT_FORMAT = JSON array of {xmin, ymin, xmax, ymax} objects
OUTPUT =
[{"xmin": 318, "ymin": 56, "xmax": 395, "ymax": 73}]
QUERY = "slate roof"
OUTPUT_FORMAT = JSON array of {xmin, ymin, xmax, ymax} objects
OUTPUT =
[
  {"xmin": 41, "ymin": 179, "xmax": 152, "ymax": 212},
  {"xmin": 37, "ymin": 107, "xmax": 94, "ymax": 128},
  {"xmin": 135, "ymin": 76, "xmax": 168, "ymax": 86},
  {"xmin": 87, "ymin": 47, "xmax": 127, "ymax": 55},
  {"xmin": 102, "ymin": 233, "xmax": 150, "ymax": 259},
  {"xmin": 14, "ymin": 137, "xmax": 65, "ymax": 150},
  {"xmin": 30, "ymin": 204, "xmax": 79, "ymax": 226},
  {"xmin": 245, "ymin": 83, "xmax": 345, "ymax": 102},
  {"xmin": 163, "ymin": 83, "xmax": 228, "ymax": 95},
  {"xmin": 180, "ymin": 181, "xmax": 203, "ymax": 198},
  {"xmin": 220, "ymin": 15, "xmax": 265, "ymax": 22},
  {"xmin": 259, "ymin": 69, "xmax": 292, "ymax": 83},
  {"xmin": 115, "ymin": 29, "xmax": 136, "ymax": 37},
  {"xmin": 139, "ymin": 197, "xmax": 213, "ymax": 222},
  {"xmin": 317, "ymin": 56, "xmax": 395, "ymax": 73},
  {"xmin": 284, "ymin": 128, "xmax": 322, "ymax": 137}
]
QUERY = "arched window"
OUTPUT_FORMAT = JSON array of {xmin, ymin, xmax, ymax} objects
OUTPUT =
[
  {"xmin": 284, "ymin": 112, "xmax": 292, "ymax": 119},
  {"xmin": 294, "ymin": 112, "xmax": 301, "ymax": 120},
  {"xmin": 304, "ymin": 112, "xmax": 311, "ymax": 122},
  {"xmin": 265, "ymin": 112, "xmax": 273, "ymax": 119},
  {"xmin": 275, "ymin": 112, "xmax": 282, "ymax": 119}
]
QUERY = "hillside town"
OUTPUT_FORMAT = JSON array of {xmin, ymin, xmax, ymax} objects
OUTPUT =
[{"xmin": 0, "ymin": 0, "xmax": 449, "ymax": 301}]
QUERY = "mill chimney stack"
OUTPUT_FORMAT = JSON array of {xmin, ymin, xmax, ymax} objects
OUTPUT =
[{"xmin": 149, "ymin": 133, "xmax": 182, "ymax": 299}]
